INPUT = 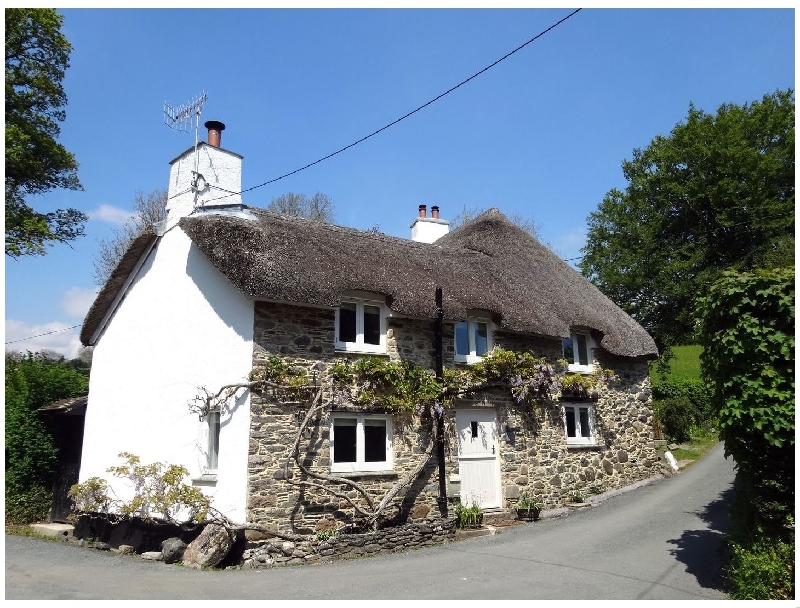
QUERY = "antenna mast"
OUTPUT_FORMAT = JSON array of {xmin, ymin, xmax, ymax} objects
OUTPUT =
[{"xmin": 164, "ymin": 91, "xmax": 208, "ymax": 191}]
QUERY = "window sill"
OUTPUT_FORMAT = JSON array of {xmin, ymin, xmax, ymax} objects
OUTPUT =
[
  {"xmin": 334, "ymin": 345, "xmax": 388, "ymax": 356},
  {"xmin": 191, "ymin": 473, "xmax": 218, "ymax": 487},
  {"xmin": 330, "ymin": 470, "xmax": 398, "ymax": 479},
  {"xmin": 566, "ymin": 364, "xmax": 595, "ymax": 374},
  {"xmin": 454, "ymin": 355, "xmax": 485, "ymax": 365},
  {"xmin": 565, "ymin": 443, "xmax": 600, "ymax": 450}
]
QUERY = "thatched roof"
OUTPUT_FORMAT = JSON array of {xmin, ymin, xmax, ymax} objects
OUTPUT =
[{"xmin": 174, "ymin": 207, "xmax": 656, "ymax": 358}]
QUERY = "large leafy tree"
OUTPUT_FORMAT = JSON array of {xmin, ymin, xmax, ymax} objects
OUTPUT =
[
  {"xmin": 580, "ymin": 90, "xmax": 794, "ymax": 348},
  {"xmin": 5, "ymin": 8, "xmax": 85, "ymax": 258}
]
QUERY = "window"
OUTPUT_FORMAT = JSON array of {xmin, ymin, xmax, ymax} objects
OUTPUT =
[
  {"xmin": 563, "ymin": 403, "xmax": 595, "ymax": 446},
  {"xmin": 330, "ymin": 414, "xmax": 393, "ymax": 473},
  {"xmin": 335, "ymin": 299, "xmax": 386, "ymax": 353},
  {"xmin": 206, "ymin": 409, "xmax": 221, "ymax": 472},
  {"xmin": 563, "ymin": 330, "xmax": 594, "ymax": 373},
  {"xmin": 454, "ymin": 318, "xmax": 492, "ymax": 363}
]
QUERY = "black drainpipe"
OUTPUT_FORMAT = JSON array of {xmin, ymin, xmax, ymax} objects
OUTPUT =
[{"xmin": 435, "ymin": 287, "xmax": 448, "ymax": 516}]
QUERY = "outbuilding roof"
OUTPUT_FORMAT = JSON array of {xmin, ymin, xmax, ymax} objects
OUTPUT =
[{"xmin": 81, "ymin": 207, "xmax": 657, "ymax": 358}]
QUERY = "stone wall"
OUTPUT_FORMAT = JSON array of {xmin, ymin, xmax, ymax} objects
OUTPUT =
[
  {"xmin": 240, "ymin": 519, "xmax": 456, "ymax": 569},
  {"xmin": 246, "ymin": 301, "xmax": 660, "ymax": 533}
]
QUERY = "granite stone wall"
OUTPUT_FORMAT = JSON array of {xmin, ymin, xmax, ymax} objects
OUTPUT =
[{"xmin": 246, "ymin": 301, "xmax": 660, "ymax": 533}]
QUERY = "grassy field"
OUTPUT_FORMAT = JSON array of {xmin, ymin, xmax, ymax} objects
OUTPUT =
[{"xmin": 651, "ymin": 344, "xmax": 703, "ymax": 381}]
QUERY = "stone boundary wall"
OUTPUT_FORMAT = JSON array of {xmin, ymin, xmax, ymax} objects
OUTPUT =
[{"xmin": 240, "ymin": 519, "xmax": 456, "ymax": 569}]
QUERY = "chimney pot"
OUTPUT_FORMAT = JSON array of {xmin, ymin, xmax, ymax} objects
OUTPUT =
[
  {"xmin": 205, "ymin": 120, "xmax": 226, "ymax": 147},
  {"xmin": 431, "ymin": 206, "xmax": 440, "ymax": 219},
  {"xmin": 418, "ymin": 204, "xmax": 427, "ymax": 218}
]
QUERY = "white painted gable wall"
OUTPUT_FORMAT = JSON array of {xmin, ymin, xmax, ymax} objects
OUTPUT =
[{"xmin": 79, "ymin": 226, "xmax": 254, "ymax": 523}]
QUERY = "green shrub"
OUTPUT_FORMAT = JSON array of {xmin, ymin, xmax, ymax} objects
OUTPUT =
[
  {"xmin": 653, "ymin": 396, "xmax": 695, "ymax": 443},
  {"xmin": 728, "ymin": 538, "xmax": 795, "ymax": 600},
  {"xmin": 454, "ymin": 501, "xmax": 483, "ymax": 529},
  {"xmin": 5, "ymin": 485, "xmax": 52, "ymax": 525},
  {"xmin": 653, "ymin": 377, "xmax": 713, "ymax": 427}
]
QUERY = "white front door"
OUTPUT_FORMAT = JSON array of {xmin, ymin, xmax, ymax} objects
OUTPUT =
[{"xmin": 456, "ymin": 409, "xmax": 501, "ymax": 509}]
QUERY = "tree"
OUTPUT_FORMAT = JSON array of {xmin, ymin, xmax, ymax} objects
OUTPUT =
[
  {"xmin": 449, "ymin": 204, "xmax": 541, "ymax": 240},
  {"xmin": 580, "ymin": 90, "xmax": 795, "ymax": 349},
  {"xmin": 5, "ymin": 352, "xmax": 89, "ymax": 523},
  {"xmin": 93, "ymin": 189, "xmax": 167, "ymax": 285},
  {"xmin": 267, "ymin": 192, "xmax": 335, "ymax": 222},
  {"xmin": 5, "ymin": 8, "xmax": 85, "ymax": 258}
]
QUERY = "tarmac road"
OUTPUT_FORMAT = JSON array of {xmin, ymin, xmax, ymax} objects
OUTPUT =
[{"xmin": 6, "ymin": 442, "xmax": 735, "ymax": 600}]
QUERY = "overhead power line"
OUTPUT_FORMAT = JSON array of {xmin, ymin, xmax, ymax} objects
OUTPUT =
[
  {"xmin": 5, "ymin": 325, "xmax": 81, "ymax": 345},
  {"xmin": 197, "ymin": 8, "xmax": 583, "ymax": 204}
]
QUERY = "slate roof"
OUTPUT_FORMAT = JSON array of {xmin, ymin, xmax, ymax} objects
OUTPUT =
[{"xmin": 81, "ymin": 207, "xmax": 657, "ymax": 358}]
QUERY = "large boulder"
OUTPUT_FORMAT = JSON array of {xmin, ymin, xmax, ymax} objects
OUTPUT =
[
  {"xmin": 162, "ymin": 537, "xmax": 187, "ymax": 564},
  {"xmin": 182, "ymin": 524, "xmax": 234, "ymax": 569}
]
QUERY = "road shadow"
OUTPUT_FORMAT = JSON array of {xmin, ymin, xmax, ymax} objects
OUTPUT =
[{"xmin": 666, "ymin": 486, "xmax": 733, "ymax": 593}]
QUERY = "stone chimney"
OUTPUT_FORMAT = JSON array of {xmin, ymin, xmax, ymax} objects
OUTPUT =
[
  {"xmin": 164, "ymin": 120, "xmax": 246, "ymax": 230},
  {"xmin": 410, "ymin": 204, "xmax": 449, "ymax": 243}
]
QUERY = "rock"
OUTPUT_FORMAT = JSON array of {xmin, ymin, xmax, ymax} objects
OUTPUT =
[
  {"xmin": 116, "ymin": 544, "xmax": 135, "ymax": 555},
  {"xmin": 281, "ymin": 541, "xmax": 295, "ymax": 556},
  {"xmin": 182, "ymin": 524, "xmax": 234, "ymax": 570},
  {"xmin": 410, "ymin": 504, "xmax": 430, "ymax": 519},
  {"xmin": 141, "ymin": 551, "xmax": 163, "ymax": 561},
  {"xmin": 93, "ymin": 542, "xmax": 111, "ymax": 551},
  {"xmin": 162, "ymin": 537, "xmax": 187, "ymax": 564}
]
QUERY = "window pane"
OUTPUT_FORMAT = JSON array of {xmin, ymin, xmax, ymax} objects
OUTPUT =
[
  {"xmin": 474, "ymin": 322, "xmax": 488, "ymax": 356},
  {"xmin": 333, "ymin": 418, "xmax": 357, "ymax": 463},
  {"xmin": 579, "ymin": 407, "xmax": 591, "ymax": 438},
  {"xmin": 339, "ymin": 303, "xmax": 357, "ymax": 343},
  {"xmin": 363, "ymin": 305, "xmax": 381, "ymax": 345},
  {"xmin": 455, "ymin": 322, "xmax": 469, "ymax": 356},
  {"xmin": 576, "ymin": 333, "xmax": 589, "ymax": 366},
  {"xmin": 364, "ymin": 419, "xmax": 387, "ymax": 462},
  {"xmin": 562, "ymin": 337, "xmax": 574, "ymax": 362},
  {"xmin": 565, "ymin": 408, "xmax": 576, "ymax": 437},
  {"xmin": 208, "ymin": 411, "xmax": 220, "ymax": 470}
]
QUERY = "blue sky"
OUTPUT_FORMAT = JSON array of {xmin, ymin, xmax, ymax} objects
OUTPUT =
[{"xmin": 4, "ymin": 6, "xmax": 795, "ymax": 358}]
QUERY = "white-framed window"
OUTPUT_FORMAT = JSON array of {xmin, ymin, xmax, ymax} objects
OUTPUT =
[
  {"xmin": 454, "ymin": 318, "xmax": 492, "ymax": 364},
  {"xmin": 205, "ymin": 409, "xmax": 221, "ymax": 473},
  {"xmin": 335, "ymin": 299, "xmax": 387, "ymax": 354},
  {"xmin": 563, "ymin": 402, "xmax": 596, "ymax": 446},
  {"xmin": 330, "ymin": 414, "xmax": 393, "ymax": 473},
  {"xmin": 563, "ymin": 330, "xmax": 595, "ymax": 373}
]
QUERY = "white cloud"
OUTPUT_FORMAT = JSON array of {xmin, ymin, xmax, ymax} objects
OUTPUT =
[
  {"xmin": 61, "ymin": 287, "xmax": 100, "ymax": 319},
  {"xmin": 5, "ymin": 319, "xmax": 82, "ymax": 359},
  {"xmin": 88, "ymin": 204, "xmax": 135, "ymax": 225}
]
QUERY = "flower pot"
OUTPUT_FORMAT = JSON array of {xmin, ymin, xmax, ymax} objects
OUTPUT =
[{"xmin": 516, "ymin": 507, "xmax": 540, "ymax": 522}]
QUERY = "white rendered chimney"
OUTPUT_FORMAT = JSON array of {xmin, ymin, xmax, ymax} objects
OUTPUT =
[
  {"xmin": 410, "ymin": 204, "xmax": 449, "ymax": 243},
  {"xmin": 164, "ymin": 120, "xmax": 246, "ymax": 230}
]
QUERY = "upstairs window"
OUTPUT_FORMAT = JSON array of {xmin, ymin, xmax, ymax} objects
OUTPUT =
[
  {"xmin": 335, "ymin": 299, "xmax": 386, "ymax": 354},
  {"xmin": 330, "ymin": 414, "xmax": 393, "ymax": 473},
  {"xmin": 563, "ymin": 330, "xmax": 594, "ymax": 373},
  {"xmin": 205, "ymin": 409, "xmax": 221, "ymax": 473},
  {"xmin": 455, "ymin": 318, "xmax": 492, "ymax": 364}
]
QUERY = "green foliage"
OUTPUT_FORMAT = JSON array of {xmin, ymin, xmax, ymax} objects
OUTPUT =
[
  {"xmin": 454, "ymin": 501, "xmax": 483, "ymax": 529},
  {"xmin": 5, "ymin": 352, "xmax": 88, "ymax": 523},
  {"xmin": 653, "ymin": 397, "xmax": 695, "ymax": 443},
  {"xmin": 5, "ymin": 8, "xmax": 85, "ymax": 257},
  {"xmin": 250, "ymin": 356, "xmax": 310, "ymax": 395},
  {"xmin": 516, "ymin": 491, "xmax": 542, "ymax": 511},
  {"xmin": 569, "ymin": 491, "xmax": 585, "ymax": 504},
  {"xmin": 315, "ymin": 528, "xmax": 338, "ymax": 541},
  {"xmin": 69, "ymin": 453, "xmax": 210, "ymax": 523},
  {"xmin": 581, "ymin": 90, "xmax": 795, "ymax": 348},
  {"xmin": 5, "ymin": 485, "xmax": 53, "ymax": 525},
  {"xmin": 728, "ymin": 539, "xmax": 795, "ymax": 600},
  {"xmin": 699, "ymin": 268, "xmax": 794, "ymax": 546}
]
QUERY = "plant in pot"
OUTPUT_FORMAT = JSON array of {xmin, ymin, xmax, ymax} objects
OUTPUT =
[{"xmin": 516, "ymin": 491, "xmax": 543, "ymax": 521}]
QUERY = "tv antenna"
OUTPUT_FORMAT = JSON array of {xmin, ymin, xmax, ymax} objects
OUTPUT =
[{"xmin": 164, "ymin": 91, "xmax": 208, "ymax": 192}]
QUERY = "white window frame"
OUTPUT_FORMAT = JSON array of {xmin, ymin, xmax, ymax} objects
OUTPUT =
[
  {"xmin": 204, "ymin": 408, "xmax": 221, "ymax": 474},
  {"xmin": 563, "ymin": 329, "xmax": 595, "ymax": 373},
  {"xmin": 563, "ymin": 402, "xmax": 596, "ymax": 446},
  {"xmin": 454, "ymin": 317, "xmax": 493, "ymax": 364},
  {"xmin": 330, "ymin": 413, "xmax": 393, "ymax": 473},
  {"xmin": 334, "ymin": 298, "xmax": 387, "ymax": 354}
]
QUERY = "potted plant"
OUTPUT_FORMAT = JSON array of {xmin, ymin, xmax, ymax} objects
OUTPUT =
[
  {"xmin": 454, "ymin": 500, "xmax": 484, "ymax": 529},
  {"xmin": 516, "ymin": 492, "xmax": 543, "ymax": 521}
]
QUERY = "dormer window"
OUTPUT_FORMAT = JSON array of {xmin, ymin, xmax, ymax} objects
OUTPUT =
[
  {"xmin": 563, "ymin": 330, "xmax": 594, "ymax": 373},
  {"xmin": 335, "ymin": 298, "xmax": 387, "ymax": 354},
  {"xmin": 455, "ymin": 318, "xmax": 492, "ymax": 364}
]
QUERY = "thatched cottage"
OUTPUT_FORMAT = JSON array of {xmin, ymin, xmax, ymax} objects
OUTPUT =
[{"xmin": 79, "ymin": 121, "xmax": 660, "ymax": 534}]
